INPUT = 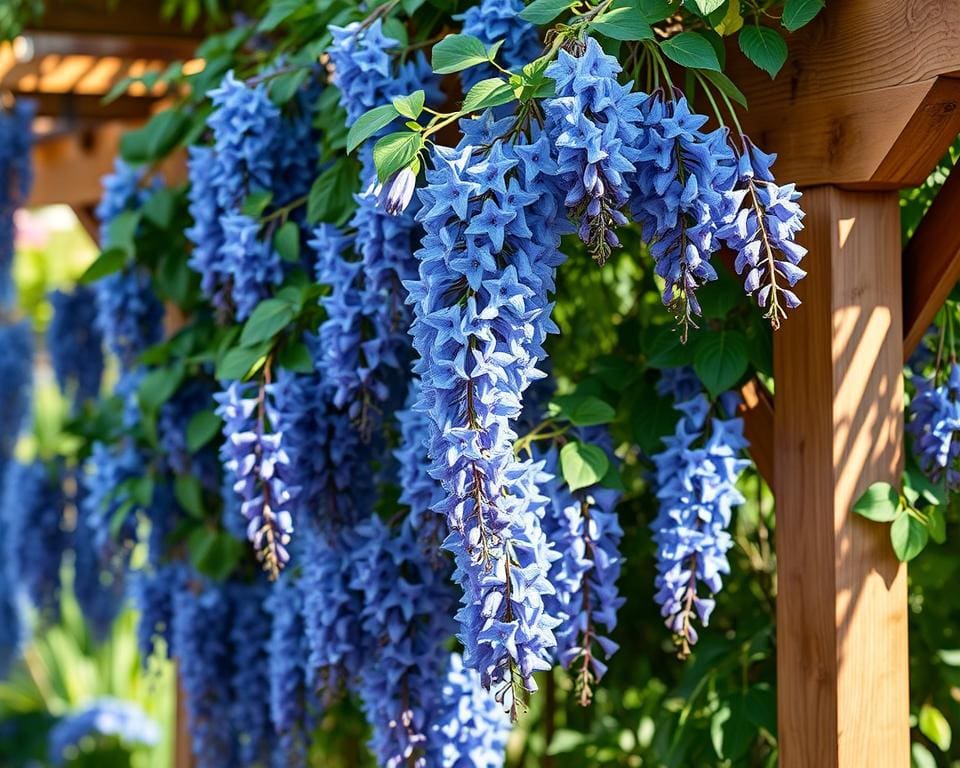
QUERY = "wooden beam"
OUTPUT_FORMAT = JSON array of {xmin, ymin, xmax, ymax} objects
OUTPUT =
[
  {"xmin": 738, "ymin": 378, "xmax": 774, "ymax": 486},
  {"xmin": 903, "ymin": 158, "xmax": 960, "ymax": 355},
  {"xmin": 31, "ymin": 0, "xmax": 208, "ymax": 40},
  {"xmin": 19, "ymin": 30, "xmax": 199, "ymax": 61},
  {"xmin": 774, "ymin": 187, "xmax": 908, "ymax": 768},
  {"xmin": 17, "ymin": 91, "xmax": 159, "ymax": 121}
]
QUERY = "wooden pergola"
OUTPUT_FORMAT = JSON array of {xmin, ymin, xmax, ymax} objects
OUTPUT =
[{"xmin": 12, "ymin": 1, "xmax": 960, "ymax": 766}]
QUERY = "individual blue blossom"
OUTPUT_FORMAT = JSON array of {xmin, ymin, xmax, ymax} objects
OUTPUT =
[
  {"xmin": 215, "ymin": 381, "xmax": 295, "ymax": 578},
  {"xmin": 656, "ymin": 365, "xmax": 702, "ymax": 404},
  {"xmin": 48, "ymin": 698, "xmax": 159, "ymax": 766},
  {"xmin": 48, "ymin": 287, "xmax": 104, "ymax": 405},
  {"xmin": 718, "ymin": 136, "xmax": 806, "ymax": 327},
  {"xmin": 405, "ymin": 118, "xmax": 568, "ymax": 712},
  {"xmin": 540, "ymin": 429, "xmax": 624, "ymax": 705},
  {"xmin": 0, "ymin": 100, "xmax": 35, "ymax": 308},
  {"xmin": 428, "ymin": 653, "xmax": 511, "ymax": 768},
  {"xmin": 1, "ymin": 459, "xmax": 68, "ymax": 621},
  {"xmin": 0, "ymin": 321, "xmax": 32, "ymax": 478},
  {"xmin": 631, "ymin": 94, "xmax": 737, "ymax": 336},
  {"xmin": 650, "ymin": 393, "xmax": 749, "ymax": 656},
  {"xmin": 908, "ymin": 361, "xmax": 960, "ymax": 490},
  {"xmin": 172, "ymin": 575, "xmax": 238, "ymax": 768},
  {"xmin": 458, "ymin": 0, "xmax": 541, "ymax": 92},
  {"xmin": 376, "ymin": 166, "xmax": 417, "ymax": 216},
  {"xmin": 545, "ymin": 38, "xmax": 645, "ymax": 265}
]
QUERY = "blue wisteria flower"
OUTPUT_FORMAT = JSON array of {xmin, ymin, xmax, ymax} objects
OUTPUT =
[
  {"xmin": 1, "ymin": 459, "xmax": 68, "ymax": 621},
  {"xmin": 908, "ymin": 361, "xmax": 960, "ymax": 490},
  {"xmin": 718, "ymin": 136, "xmax": 806, "ymax": 327},
  {"xmin": 405, "ymin": 117, "xmax": 570, "ymax": 711},
  {"xmin": 215, "ymin": 381, "xmax": 295, "ymax": 578},
  {"xmin": 48, "ymin": 698, "xmax": 158, "ymax": 766},
  {"xmin": 0, "ymin": 100, "xmax": 35, "ymax": 308},
  {"xmin": 458, "ymin": 0, "xmax": 542, "ymax": 91},
  {"xmin": 650, "ymin": 393, "xmax": 749, "ymax": 655},
  {"xmin": 631, "ymin": 95, "xmax": 737, "ymax": 335},
  {"xmin": 48, "ymin": 287, "xmax": 104, "ymax": 405},
  {"xmin": 428, "ymin": 653, "xmax": 512, "ymax": 768},
  {"xmin": 0, "ymin": 321, "xmax": 32, "ymax": 478},
  {"xmin": 540, "ymin": 430, "xmax": 624, "ymax": 705},
  {"xmin": 545, "ymin": 38, "xmax": 645, "ymax": 265}
]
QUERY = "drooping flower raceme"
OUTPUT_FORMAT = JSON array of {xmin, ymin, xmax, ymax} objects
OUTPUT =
[
  {"xmin": 908, "ymin": 362, "xmax": 960, "ymax": 490},
  {"xmin": 48, "ymin": 698, "xmax": 159, "ymax": 766},
  {"xmin": 650, "ymin": 393, "xmax": 749, "ymax": 655},
  {"xmin": 0, "ymin": 321, "xmax": 32, "ymax": 478},
  {"xmin": 540, "ymin": 429, "xmax": 624, "ymax": 705},
  {"xmin": 545, "ymin": 38, "xmax": 645, "ymax": 265},
  {"xmin": 0, "ymin": 100, "xmax": 34, "ymax": 308},
  {"xmin": 718, "ymin": 136, "xmax": 806, "ymax": 326},
  {"xmin": 48, "ymin": 287, "xmax": 104, "ymax": 406},
  {"xmin": 631, "ymin": 95, "xmax": 736, "ymax": 334},
  {"xmin": 215, "ymin": 381, "xmax": 295, "ymax": 578},
  {"xmin": 458, "ymin": 0, "xmax": 541, "ymax": 92},
  {"xmin": 405, "ymin": 115, "xmax": 569, "ymax": 711}
]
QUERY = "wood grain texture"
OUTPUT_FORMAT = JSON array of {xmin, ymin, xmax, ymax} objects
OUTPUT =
[
  {"xmin": 774, "ymin": 187, "xmax": 908, "ymax": 768},
  {"xmin": 903, "ymin": 157, "xmax": 960, "ymax": 355},
  {"xmin": 175, "ymin": 669, "xmax": 196, "ymax": 768}
]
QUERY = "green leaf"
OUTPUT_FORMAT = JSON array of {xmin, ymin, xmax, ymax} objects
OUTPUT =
[
  {"xmin": 372, "ymin": 131, "xmax": 423, "ymax": 183},
  {"xmin": 693, "ymin": 330, "xmax": 748, "ymax": 397},
  {"xmin": 912, "ymin": 743, "xmax": 937, "ymax": 768},
  {"xmin": 688, "ymin": 0, "xmax": 724, "ymax": 14},
  {"xmin": 241, "ymin": 189, "xmax": 273, "ymax": 218},
  {"xmin": 257, "ymin": 0, "xmax": 302, "ymax": 31},
  {"xmin": 551, "ymin": 393, "xmax": 616, "ymax": 426},
  {"xmin": 346, "ymin": 104, "xmax": 400, "ymax": 154},
  {"xmin": 186, "ymin": 409, "xmax": 222, "ymax": 453},
  {"xmin": 660, "ymin": 31, "xmax": 721, "ymax": 71},
  {"xmin": 216, "ymin": 342, "xmax": 271, "ymax": 381},
  {"xmin": 431, "ymin": 34, "xmax": 490, "ymax": 74},
  {"xmin": 307, "ymin": 158, "xmax": 360, "ymax": 225},
  {"xmin": 274, "ymin": 220, "xmax": 301, "ymax": 263},
  {"xmin": 546, "ymin": 729, "xmax": 587, "ymax": 755},
  {"xmin": 462, "ymin": 78, "xmax": 515, "ymax": 112},
  {"xmin": 120, "ymin": 109, "xmax": 192, "ymax": 164},
  {"xmin": 646, "ymin": 325, "xmax": 695, "ymax": 368},
  {"xmin": 78, "ymin": 247, "xmax": 127, "ymax": 284},
  {"xmin": 710, "ymin": 695, "xmax": 754, "ymax": 761},
  {"xmin": 519, "ymin": 0, "xmax": 573, "ymax": 25},
  {"xmin": 699, "ymin": 69, "xmax": 748, "ymax": 107},
  {"xmin": 782, "ymin": 0, "xmax": 823, "ymax": 31},
  {"xmin": 560, "ymin": 441, "xmax": 610, "ymax": 492},
  {"xmin": 142, "ymin": 188, "xmax": 176, "ymax": 228},
  {"xmin": 174, "ymin": 474, "xmax": 205, "ymax": 518},
  {"xmin": 392, "ymin": 90, "xmax": 425, "ymax": 120},
  {"xmin": 738, "ymin": 25, "xmax": 788, "ymax": 78},
  {"xmin": 131, "ymin": 476, "xmax": 155, "ymax": 508},
  {"xmin": 890, "ymin": 511, "xmax": 929, "ymax": 562},
  {"xmin": 639, "ymin": 0, "xmax": 677, "ymax": 22},
  {"xmin": 714, "ymin": 0, "xmax": 744, "ymax": 35},
  {"xmin": 241, "ymin": 298, "xmax": 296, "ymax": 346},
  {"xmin": 852, "ymin": 482, "xmax": 900, "ymax": 523},
  {"xmin": 591, "ymin": 6, "xmax": 654, "ymax": 41},
  {"xmin": 926, "ymin": 503, "xmax": 947, "ymax": 544},
  {"xmin": 269, "ymin": 68, "xmax": 309, "ymax": 105},
  {"xmin": 138, "ymin": 364, "xmax": 184, "ymax": 412},
  {"xmin": 919, "ymin": 704, "xmax": 952, "ymax": 751},
  {"xmin": 188, "ymin": 529, "xmax": 245, "ymax": 581},
  {"xmin": 278, "ymin": 340, "xmax": 315, "ymax": 373},
  {"xmin": 105, "ymin": 209, "xmax": 141, "ymax": 253}
]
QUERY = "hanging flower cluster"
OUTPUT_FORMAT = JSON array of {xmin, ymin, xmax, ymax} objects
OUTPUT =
[
  {"xmin": 47, "ymin": 287, "xmax": 104, "ymax": 406},
  {"xmin": 0, "ymin": 100, "xmax": 34, "ymax": 308},
  {"xmin": 48, "ymin": 698, "xmax": 158, "ymax": 766},
  {"xmin": 544, "ymin": 38, "xmax": 645, "ymax": 265},
  {"xmin": 650, "ymin": 387, "xmax": 749, "ymax": 656},
  {"xmin": 908, "ymin": 361, "xmax": 960, "ymax": 490}
]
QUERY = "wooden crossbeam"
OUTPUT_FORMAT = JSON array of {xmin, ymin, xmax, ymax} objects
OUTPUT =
[
  {"xmin": 19, "ymin": 91, "xmax": 159, "ymax": 121},
  {"xmin": 903, "ymin": 156, "xmax": 960, "ymax": 354},
  {"xmin": 30, "ymin": 0, "xmax": 207, "ymax": 41}
]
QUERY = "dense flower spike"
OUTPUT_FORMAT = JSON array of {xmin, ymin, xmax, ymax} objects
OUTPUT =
[
  {"xmin": 718, "ymin": 137, "xmax": 806, "ymax": 326},
  {"xmin": 48, "ymin": 287, "xmax": 104, "ymax": 405},
  {"xmin": 541, "ymin": 431, "xmax": 624, "ymax": 705},
  {"xmin": 0, "ymin": 544, "xmax": 21, "ymax": 677},
  {"xmin": 406, "ymin": 116, "xmax": 569, "ymax": 710},
  {"xmin": 172, "ymin": 577, "xmax": 237, "ymax": 768},
  {"xmin": 94, "ymin": 160, "xmax": 163, "ymax": 366},
  {"xmin": 0, "ymin": 100, "xmax": 35, "ymax": 308},
  {"xmin": 650, "ymin": 393, "xmax": 749, "ymax": 656},
  {"xmin": 544, "ymin": 38, "xmax": 645, "ymax": 265},
  {"xmin": 458, "ymin": 0, "xmax": 541, "ymax": 91},
  {"xmin": 48, "ymin": 698, "xmax": 159, "ymax": 766},
  {"xmin": 428, "ymin": 654, "xmax": 512, "ymax": 768},
  {"xmin": 215, "ymin": 381, "xmax": 295, "ymax": 578},
  {"xmin": 0, "ymin": 321, "xmax": 32, "ymax": 478},
  {"xmin": 1, "ymin": 460, "xmax": 69, "ymax": 620},
  {"xmin": 908, "ymin": 362, "xmax": 960, "ymax": 490},
  {"xmin": 631, "ymin": 95, "xmax": 736, "ymax": 335}
]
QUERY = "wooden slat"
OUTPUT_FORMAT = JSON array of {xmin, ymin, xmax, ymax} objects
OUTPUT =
[
  {"xmin": 17, "ymin": 91, "xmax": 159, "ymax": 121},
  {"xmin": 903, "ymin": 158, "xmax": 960, "ymax": 355},
  {"xmin": 774, "ymin": 187, "xmax": 908, "ymax": 768},
  {"xmin": 31, "ymin": 0, "xmax": 207, "ymax": 40},
  {"xmin": 738, "ymin": 378, "xmax": 774, "ymax": 486}
]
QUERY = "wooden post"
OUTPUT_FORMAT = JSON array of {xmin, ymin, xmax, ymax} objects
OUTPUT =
[
  {"xmin": 774, "ymin": 187, "xmax": 909, "ymax": 767},
  {"xmin": 175, "ymin": 670, "xmax": 195, "ymax": 768}
]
